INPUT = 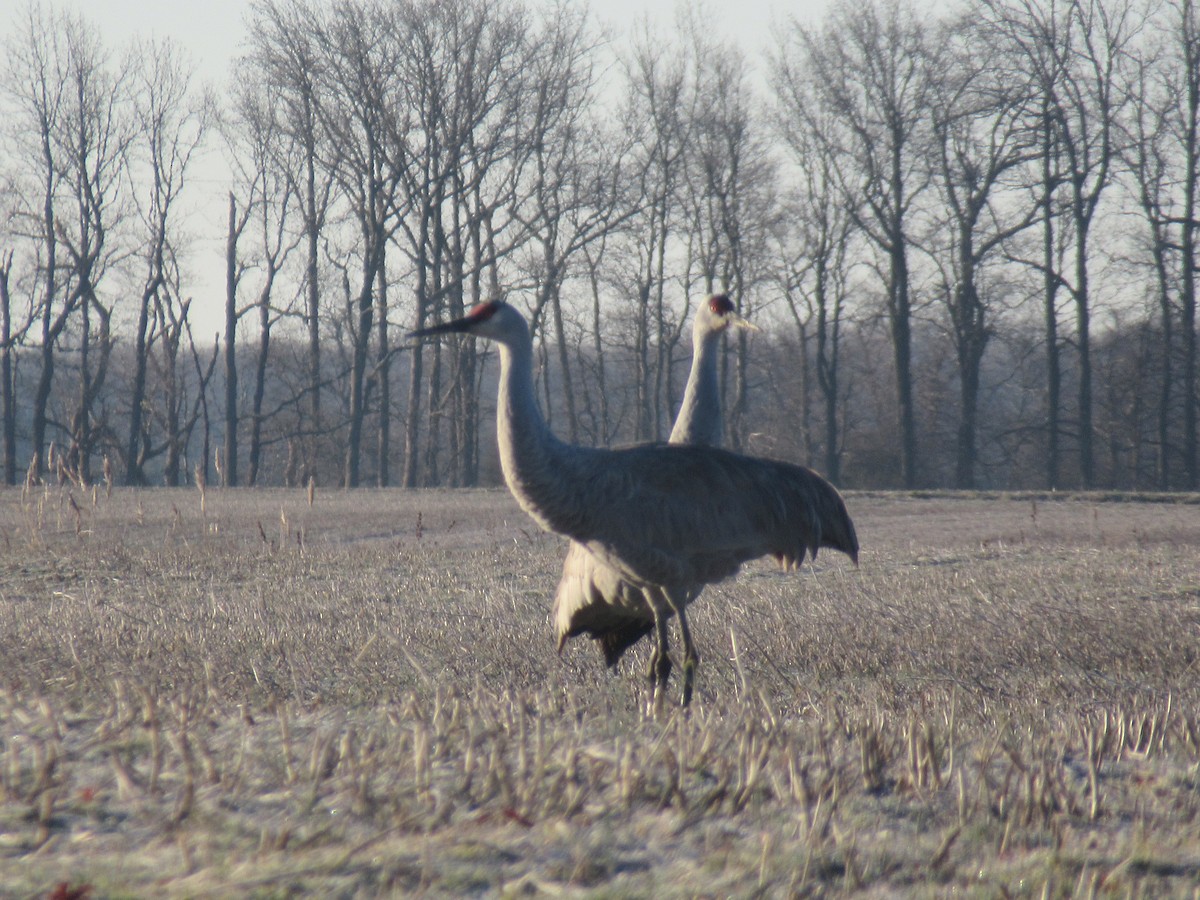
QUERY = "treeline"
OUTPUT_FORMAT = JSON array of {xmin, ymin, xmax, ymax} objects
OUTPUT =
[{"xmin": 0, "ymin": 0, "xmax": 1196, "ymax": 491}]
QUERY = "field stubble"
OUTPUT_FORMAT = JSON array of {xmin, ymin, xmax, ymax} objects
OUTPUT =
[{"xmin": 1, "ymin": 485, "xmax": 1200, "ymax": 896}]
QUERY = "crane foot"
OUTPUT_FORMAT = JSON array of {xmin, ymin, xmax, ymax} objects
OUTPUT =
[{"xmin": 680, "ymin": 655, "xmax": 696, "ymax": 707}]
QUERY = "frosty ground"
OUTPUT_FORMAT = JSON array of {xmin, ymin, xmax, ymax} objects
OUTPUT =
[{"xmin": 2, "ymin": 486, "xmax": 1199, "ymax": 896}]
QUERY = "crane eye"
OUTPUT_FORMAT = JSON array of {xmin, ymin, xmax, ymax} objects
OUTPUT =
[{"xmin": 709, "ymin": 294, "xmax": 734, "ymax": 315}]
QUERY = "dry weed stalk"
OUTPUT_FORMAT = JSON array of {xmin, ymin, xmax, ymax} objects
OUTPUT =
[
  {"xmin": 169, "ymin": 701, "xmax": 197, "ymax": 825},
  {"xmin": 137, "ymin": 686, "xmax": 165, "ymax": 794},
  {"xmin": 277, "ymin": 704, "xmax": 298, "ymax": 783},
  {"xmin": 1112, "ymin": 696, "xmax": 1173, "ymax": 759},
  {"xmin": 1078, "ymin": 715, "xmax": 1112, "ymax": 821},
  {"xmin": 23, "ymin": 451, "xmax": 39, "ymax": 500},
  {"xmin": 855, "ymin": 715, "xmax": 893, "ymax": 793},
  {"xmin": 904, "ymin": 714, "xmax": 954, "ymax": 793},
  {"xmin": 68, "ymin": 492, "xmax": 83, "ymax": 536},
  {"xmin": 195, "ymin": 463, "xmax": 207, "ymax": 520},
  {"xmin": 732, "ymin": 724, "xmax": 774, "ymax": 812}
]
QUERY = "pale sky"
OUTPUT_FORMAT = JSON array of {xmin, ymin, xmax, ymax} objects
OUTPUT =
[{"xmin": 54, "ymin": 0, "xmax": 832, "ymax": 85}]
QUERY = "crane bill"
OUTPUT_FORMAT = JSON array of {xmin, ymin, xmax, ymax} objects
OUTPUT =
[
  {"xmin": 731, "ymin": 313, "xmax": 761, "ymax": 332},
  {"xmin": 408, "ymin": 300, "xmax": 503, "ymax": 341},
  {"xmin": 407, "ymin": 318, "xmax": 473, "ymax": 339}
]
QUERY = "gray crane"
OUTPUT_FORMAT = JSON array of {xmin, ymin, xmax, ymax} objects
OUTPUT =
[
  {"xmin": 553, "ymin": 294, "xmax": 757, "ymax": 670},
  {"xmin": 409, "ymin": 300, "xmax": 857, "ymax": 707}
]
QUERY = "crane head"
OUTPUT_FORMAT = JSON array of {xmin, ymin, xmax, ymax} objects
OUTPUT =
[
  {"xmin": 408, "ymin": 299, "xmax": 525, "ymax": 344},
  {"xmin": 700, "ymin": 293, "xmax": 759, "ymax": 336}
]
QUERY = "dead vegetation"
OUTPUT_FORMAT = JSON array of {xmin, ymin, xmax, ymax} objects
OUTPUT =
[{"xmin": 2, "ymin": 485, "xmax": 1200, "ymax": 896}]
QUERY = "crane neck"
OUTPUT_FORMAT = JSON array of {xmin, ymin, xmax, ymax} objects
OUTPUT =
[
  {"xmin": 492, "ymin": 327, "xmax": 581, "ymax": 535},
  {"xmin": 668, "ymin": 324, "xmax": 723, "ymax": 447}
]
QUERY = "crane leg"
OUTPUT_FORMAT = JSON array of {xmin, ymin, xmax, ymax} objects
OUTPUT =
[
  {"xmin": 663, "ymin": 589, "xmax": 698, "ymax": 707},
  {"xmin": 647, "ymin": 609, "xmax": 672, "ymax": 715}
]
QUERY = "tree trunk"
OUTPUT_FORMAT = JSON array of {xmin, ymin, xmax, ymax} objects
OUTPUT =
[
  {"xmin": 1183, "ymin": 216, "xmax": 1197, "ymax": 489},
  {"xmin": 1075, "ymin": 221, "xmax": 1093, "ymax": 488},
  {"xmin": 124, "ymin": 282, "xmax": 155, "ymax": 485},
  {"xmin": 31, "ymin": 338, "xmax": 55, "ymax": 482},
  {"xmin": 423, "ymin": 341, "xmax": 442, "ymax": 486},
  {"xmin": 402, "ymin": 201, "xmax": 432, "ymax": 488},
  {"xmin": 955, "ymin": 315, "xmax": 983, "ymax": 490},
  {"xmin": 344, "ymin": 275, "xmax": 374, "ymax": 488},
  {"xmin": 376, "ymin": 264, "xmax": 390, "ymax": 487},
  {"xmin": 953, "ymin": 235, "xmax": 986, "ymax": 489},
  {"xmin": 1042, "ymin": 110, "xmax": 1061, "ymax": 491},
  {"xmin": 589, "ymin": 263, "xmax": 610, "ymax": 444},
  {"xmin": 796, "ymin": 320, "xmax": 813, "ymax": 464},
  {"xmin": 304, "ymin": 116, "xmax": 322, "ymax": 486},
  {"xmin": 548, "ymin": 273, "xmax": 579, "ymax": 446},
  {"xmin": 75, "ymin": 290, "xmax": 91, "ymax": 481},
  {"xmin": 1183, "ymin": 22, "xmax": 1199, "ymax": 489},
  {"xmin": 247, "ymin": 273, "xmax": 274, "ymax": 487},
  {"xmin": 891, "ymin": 240, "xmax": 917, "ymax": 488},
  {"xmin": 224, "ymin": 193, "xmax": 240, "ymax": 487},
  {"xmin": 0, "ymin": 257, "xmax": 15, "ymax": 486},
  {"xmin": 815, "ymin": 269, "xmax": 842, "ymax": 485},
  {"xmin": 635, "ymin": 279, "xmax": 652, "ymax": 442},
  {"xmin": 164, "ymin": 336, "xmax": 181, "ymax": 486}
]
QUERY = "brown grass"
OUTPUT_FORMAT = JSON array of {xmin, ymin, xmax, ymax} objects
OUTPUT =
[{"xmin": 2, "ymin": 484, "xmax": 1200, "ymax": 896}]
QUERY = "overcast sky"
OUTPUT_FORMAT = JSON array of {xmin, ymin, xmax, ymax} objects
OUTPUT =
[{"xmin": 53, "ymin": 0, "xmax": 833, "ymax": 84}]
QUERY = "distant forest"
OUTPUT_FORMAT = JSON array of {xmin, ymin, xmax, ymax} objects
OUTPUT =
[{"xmin": 1, "ymin": 0, "xmax": 1197, "ymax": 491}]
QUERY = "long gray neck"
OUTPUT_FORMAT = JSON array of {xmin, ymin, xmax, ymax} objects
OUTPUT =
[
  {"xmin": 494, "ymin": 335, "xmax": 586, "ymax": 536},
  {"xmin": 668, "ymin": 324, "xmax": 723, "ymax": 447}
]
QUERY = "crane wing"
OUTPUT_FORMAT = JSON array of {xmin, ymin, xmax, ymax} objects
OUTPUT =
[{"xmin": 566, "ymin": 443, "xmax": 858, "ymax": 589}]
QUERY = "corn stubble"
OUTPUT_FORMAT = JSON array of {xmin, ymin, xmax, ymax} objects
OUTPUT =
[{"xmin": 1, "ymin": 486, "xmax": 1199, "ymax": 896}]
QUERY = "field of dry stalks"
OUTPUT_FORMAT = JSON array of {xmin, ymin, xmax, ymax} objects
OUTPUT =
[{"xmin": 1, "ymin": 484, "xmax": 1200, "ymax": 897}]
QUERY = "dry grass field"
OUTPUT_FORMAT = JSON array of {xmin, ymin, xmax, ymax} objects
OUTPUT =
[{"xmin": 1, "ymin": 483, "xmax": 1200, "ymax": 897}]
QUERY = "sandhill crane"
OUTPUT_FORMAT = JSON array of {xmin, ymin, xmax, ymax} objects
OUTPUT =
[
  {"xmin": 553, "ymin": 294, "xmax": 757, "ymax": 669},
  {"xmin": 409, "ymin": 300, "xmax": 857, "ymax": 707}
]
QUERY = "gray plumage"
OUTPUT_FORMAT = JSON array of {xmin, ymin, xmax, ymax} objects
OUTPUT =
[
  {"xmin": 409, "ymin": 299, "xmax": 858, "ymax": 706},
  {"xmin": 554, "ymin": 294, "xmax": 755, "ymax": 667}
]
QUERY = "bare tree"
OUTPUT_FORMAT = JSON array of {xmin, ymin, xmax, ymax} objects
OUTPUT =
[
  {"xmin": 928, "ymin": 11, "xmax": 1041, "ymax": 488},
  {"xmin": 312, "ymin": 0, "xmax": 412, "ymax": 487},
  {"xmin": 52, "ymin": 18, "xmax": 135, "ymax": 483},
  {"xmin": 1057, "ymin": 0, "xmax": 1138, "ymax": 487},
  {"xmin": 0, "ymin": 252, "xmax": 13, "ymax": 484},
  {"xmin": 0, "ymin": 251, "xmax": 34, "ymax": 485},
  {"xmin": 619, "ymin": 28, "xmax": 695, "ymax": 442},
  {"xmin": 223, "ymin": 59, "xmax": 309, "ymax": 485},
  {"xmin": 771, "ymin": 53, "xmax": 861, "ymax": 483},
  {"xmin": 153, "ymin": 295, "xmax": 191, "ymax": 485},
  {"xmin": 1123, "ymin": 0, "xmax": 1199, "ymax": 489},
  {"xmin": 223, "ymin": 193, "xmax": 252, "ymax": 486},
  {"xmin": 518, "ymin": 6, "xmax": 631, "ymax": 446},
  {"xmin": 247, "ymin": 0, "xmax": 335, "ymax": 485},
  {"xmin": 678, "ymin": 28, "xmax": 777, "ymax": 451},
  {"xmin": 986, "ymin": 0, "xmax": 1138, "ymax": 487},
  {"xmin": 392, "ymin": 0, "xmax": 544, "ymax": 486},
  {"xmin": 5, "ymin": 6, "xmax": 71, "ymax": 480},
  {"xmin": 795, "ymin": 0, "xmax": 934, "ymax": 487},
  {"xmin": 125, "ymin": 38, "xmax": 210, "ymax": 485}
]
